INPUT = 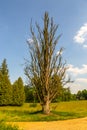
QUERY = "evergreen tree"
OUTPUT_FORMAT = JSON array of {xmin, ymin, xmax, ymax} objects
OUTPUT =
[
  {"xmin": 0, "ymin": 59, "xmax": 9, "ymax": 78},
  {"xmin": 0, "ymin": 59, "xmax": 12, "ymax": 105},
  {"xmin": 12, "ymin": 77, "xmax": 25, "ymax": 106}
]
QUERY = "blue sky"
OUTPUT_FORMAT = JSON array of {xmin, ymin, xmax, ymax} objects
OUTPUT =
[{"xmin": 0, "ymin": 0, "xmax": 87, "ymax": 93}]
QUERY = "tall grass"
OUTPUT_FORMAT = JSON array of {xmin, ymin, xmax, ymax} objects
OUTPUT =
[{"xmin": 0, "ymin": 101, "xmax": 87, "ymax": 121}]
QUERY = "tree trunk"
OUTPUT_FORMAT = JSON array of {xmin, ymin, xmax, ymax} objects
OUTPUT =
[{"xmin": 42, "ymin": 99, "xmax": 50, "ymax": 114}]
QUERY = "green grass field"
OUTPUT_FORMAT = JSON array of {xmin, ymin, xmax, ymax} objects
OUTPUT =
[{"xmin": 0, "ymin": 101, "xmax": 87, "ymax": 122}]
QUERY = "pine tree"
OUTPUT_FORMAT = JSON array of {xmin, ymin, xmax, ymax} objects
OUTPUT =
[
  {"xmin": 0, "ymin": 59, "xmax": 12, "ymax": 105},
  {"xmin": 0, "ymin": 59, "xmax": 9, "ymax": 77},
  {"xmin": 12, "ymin": 77, "xmax": 25, "ymax": 106}
]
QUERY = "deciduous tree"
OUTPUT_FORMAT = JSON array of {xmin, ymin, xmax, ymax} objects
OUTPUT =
[{"xmin": 25, "ymin": 12, "xmax": 71, "ymax": 114}]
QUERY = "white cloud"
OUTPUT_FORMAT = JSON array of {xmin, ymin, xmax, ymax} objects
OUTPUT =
[
  {"xmin": 83, "ymin": 44, "xmax": 87, "ymax": 48},
  {"xmin": 70, "ymin": 78, "xmax": 87, "ymax": 93},
  {"xmin": 76, "ymin": 78, "xmax": 87, "ymax": 83},
  {"xmin": 27, "ymin": 38, "xmax": 34, "ymax": 44},
  {"xmin": 56, "ymin": 50, "xmax": 63, "ymax": 56},
  {"xmin": 74, "ymin": 23, "xmax": 87, "ymax": 46},
  {"xmin": 67, "ymin": 64, "xmax": 87, "ymax": 76},
  {"xmin": 67, "ymin": 64, "xmax": 87, "ymax": 93},
  {"xmin": 70, "ymin": 82, "xmax": 87, "ymax": 94},
  {"xmin": 27, "ymin": 38, "xmax": 40, "ymax": 47}
]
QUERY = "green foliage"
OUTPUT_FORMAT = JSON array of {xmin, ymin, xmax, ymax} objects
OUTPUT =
[
  {"xmin": 61, "ymin": 87, "xmax": 72, "ymax": 101},
  {"xmin": 0, "ymin": 59, "xmax": 25, "ymax": 106},
  {"xmin": 24, "ymin": 85, "xmax": 38, "ymax": 103},
  {"xmin": 0, "ymin": 74, "xmax": 12, "ymax": 105},
  {"xmin": 0, "ymin": 59, "xmax": 12, "ymax": 106},
  {"xmin": 76, "ymin": 89, "xmax": 87, "ymax": 100},
  {"xmin": 24, "ymin": 86, "xmax": 34, "ymax": 102},
  {"xmin": 0, "ymin": 59, "xmax": 9, "ymax": 77},
  {"xmin": 82, "ymin": 89, "xmax": 87, "ymax": 99},
  {"xmin": 24, "ymin": 84, "xmax": 75, "ymax": 103},
  {"xmin": 12, "ymin": 77, "xmax": 25, "ymax": 106},
  {"xmin": 53, "ymin": 87, "xmax": 72, "ymax": 102}
]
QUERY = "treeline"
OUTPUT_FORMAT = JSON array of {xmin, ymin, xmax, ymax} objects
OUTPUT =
[
  {"xmin": 0, "ymin": 59, "xmax": 25, "ymax": 106},
  {"xmin": 24, "ymin": 86, "xmax": 87, "ymax": 103},
  {"xmin": 76, "ymin": 89, "xmax": 87, "ymax": 100},
  {"xmin": 24, "ymin": 86, "xmax": 76, "ymax": 102},
  {"xmin": 0, "ymin": 59, "xmax": 87, "ymax": 106}
]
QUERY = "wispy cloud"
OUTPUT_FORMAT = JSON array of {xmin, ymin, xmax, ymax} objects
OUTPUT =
[
  {"xmin": 67, "ymin": 64, "xmax": 87, "ymax": 76},
  {"xmin": 70, "ymin": 78, "xmax": 87, "ymax": 93},
  {"xmin": 76, "ymin": 78, "xmax": 87, "ymax": 83},
  {"xmin": 67, "ymin": 64, "xmax": 87, "ymax": 93},
  {"xmin": 56, "ymin": 50, "xmax": 63, "ymax": 56},
  {"xmin": 83, "ymin": 44, "xmax": 87, "ymax": 48},
  {"xmin": 27, "ymin": 38, "xmax": 34, "ymax": 44},
  {"xmin": 27, "ymin": 38, "xmax": 40, "ymax": 47},
  {"xmin": 74, "ymin": 23, "xmax": 87, "ymax": 47},
  {"xmin": 70, "ymin": 82, "xmax": 87, "ymax": 94}
]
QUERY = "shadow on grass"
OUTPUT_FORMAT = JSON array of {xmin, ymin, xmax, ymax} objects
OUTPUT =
[
  {"xmin": 1, "ymin": 109, "xmax": 77, "ymax": 116},
  {"xmin": 29, "ymin": 110, "xmax": 42, "ymax": 114},
  {"xmin": 1, "ymin": 109, "xmax": 42, "ymax": 115},
  {"xmin": 1, "ymin": 109, "xmax": 84, "ymax": 122},
  {"xmin": 52, "ymin": 111, "xmax": 76, "ymax": 116}
]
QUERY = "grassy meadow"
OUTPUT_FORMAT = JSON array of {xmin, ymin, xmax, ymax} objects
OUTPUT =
[{"xmin": 0, "ymin": 101, "xmax": 87, "ymax": 122}]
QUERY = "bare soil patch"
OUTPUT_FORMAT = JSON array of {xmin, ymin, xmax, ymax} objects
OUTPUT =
[{"xmin": 9, "ymin": 117, "xmax": 87, "ymax": 130}]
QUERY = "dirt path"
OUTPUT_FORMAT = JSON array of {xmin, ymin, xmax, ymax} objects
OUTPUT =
[{"xmin": 10, "ymin": 117, "xmax": 87, "ymax": 130}]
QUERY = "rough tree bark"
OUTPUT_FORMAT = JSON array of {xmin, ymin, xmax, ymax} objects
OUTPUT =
[{"xmin": 42, "ymin": 96, "xmax": 50, "ymax": 114}]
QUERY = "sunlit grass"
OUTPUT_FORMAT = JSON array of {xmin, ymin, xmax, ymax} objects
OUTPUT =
[
  {"xmin": 0, "ymin": 101, "xmax": 87, "ymax": 122},
  {"xmin": 0, "ymin": 121, "xmax": 19, "ymax": 130}
]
